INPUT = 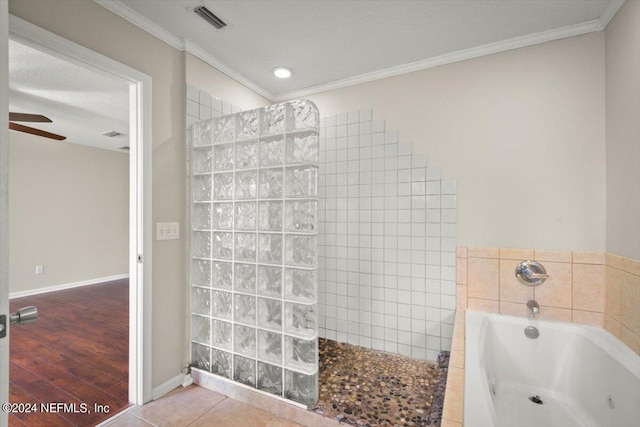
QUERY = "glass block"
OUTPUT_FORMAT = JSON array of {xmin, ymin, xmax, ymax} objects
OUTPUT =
[
  {"xmin": 258, "ymin": 265, "xmax": 282, "ymax": 298},
  {"xmin": 284, "ymin": 200, "xmax": 317, "ymax": 232},
  {"xmin": 236, "ymin": 139, "xmax": 258, "ymax": 169},
  {"xmin": 234, "ymin": 355, "xmax": 256, "ymax": 387},
  {"xmin": 212, "ymin": 290, "xmax": 232, "ymax": 320},
  {"xmin": 259, "ymin": 136, "xmax": 284, "ymax": 167},
  {"xmin": 258, "ymin": 201, "xmax": 283, "ymax": 231},
  {"xmin": 212, "ymin": 115, "xmax": 234, "ymax": 143},
  {"xmin": 284, "ymin": 235, "xmax": 317, "ymax": 267},
  {"xmin": 192, "ymin": 147, "xmax": 212, "ymax": 174},
  {"xmin": 213, "ymin": 173, "xmax": 233, "ymax": 200},
  {"xmin": 193, "ymin": 120, "xmax": 213, "ymax": 147},
  {"xmin": 235, "ymin": 170, "xmax": 257, "ymax": 199},
  {"xmin": 234, "ymin": 233, "xmax": 256, "ymax": 261},
  {"xmin": 192, "ymin": 203, "xmax": 212, "ymax": 230},
  {"xmin": 192, "ymin": 175, "xmax": 212, "ymax": 201},
  {"xmin": 235, "ymin": 202, "xmax": 256, "ymax": 230},
  {"xmin": 211, "ymin": 348, "xmax": 232, "ymax": 379},
  {"xmin": 233, "ymin": 324, "xmax": 256, "ymax": 357},
  {"xmin": 284, "ymin": 336, "xmax": 316, "ymax": 374},
  {"xmin": 213, "ymin": 232, "xmax": 233, "ymax": 260},
  {"xmin": 285, "ymin": 166, "xmax": 318, "ymax": 198},
  {"xmin": 212, "ymin": 203, "xmax": 233, "ymax": 230},
  {"xmin": 258, "ymin": 362, "xmax": 283, "ymax": 396},
  {"xmin": 286, "ymin": 132, "xmax": 318, "ymax": 165},
  {"xmin": 284, "ymin": 303, "xmax": 316, "ymax": 338},
  {"xmin": 213, "ymin": 143, "xmax": 234, "ymax": 171},
  {"xmin": 192, "ymin": 231, "xmax": 211, "ymax": 258},
  {"xmin": 234, "ymin": 263, "xmax": 256, "ymax": 293},
  {"xmin": 258, "ymin": 234, "xmax": 283, "ymax": 264},
  {"xmin": 191, "ymin": 287, "xmax": 211, "ymax": 316},
  {"xmin": 258, "ymin": 168, "xmax": 283, "ymax": 199},
  {"xmin": 260, "ymin": 104, "xmax": 285, "ymax": 136},
  {"xmin": 191, "ymin": 342, "xmax": 210, "ymax": 371},
  {"xmin": 212, "ymin": 319, "xmax": 232, "ymax": 350},
  {"xmin": 212, "ymin": 261, "xmax": 232, "ymax": 289},
  {"xmin": 284, "ymin": 268, "xmax": 316, "ymax": 303},
  {"xmin": 236, "ymin": 110, "xmax": 259, "ymax": 140},
  {"xmin": 192, "ymin": 315, "xmax": 210, "ymax": 345},
  {"xmin": 284, "ymin": 370, "xmax": 317, "ymax": 406},
  {"xmin": 286, "ymin": 99, "xmax": 318, "ymax": 132},
  {"xmin": 257, "ymin": 330, "xmax": 282, "ymax": 364},
  {"xmin": 234, "ymin": 294, "xmax": 256, "ymax": 325},
  {"xmin": 191, "ymin": 259, "xmax": 211, "ymax": 287},
  {"xmin": 257, "ymin": 298, "xmax": 282, "ymax": 331}
]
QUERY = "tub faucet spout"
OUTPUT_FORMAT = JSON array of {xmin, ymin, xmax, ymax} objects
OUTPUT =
[{"xmin": 527, "ymin": 300, "xmax": 539, "ymax": 318}]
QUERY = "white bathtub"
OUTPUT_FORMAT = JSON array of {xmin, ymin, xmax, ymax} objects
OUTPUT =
[{"xmin": 464, "ymin": 310, "xmax": 640, "ymax": 427}]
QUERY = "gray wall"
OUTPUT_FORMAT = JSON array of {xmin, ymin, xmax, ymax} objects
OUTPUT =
[
  {"xmin": 605, "ymin": 0, "xmax": 640, "ymax": 260},
  {"xmin": 9, "ymin": 132, "xmax": 129, "ymax": 294}
]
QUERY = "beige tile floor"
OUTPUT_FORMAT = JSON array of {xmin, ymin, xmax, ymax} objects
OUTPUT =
[{"xmin": 104, "ymin": 385, "xmax": 302, "ymax": 427}]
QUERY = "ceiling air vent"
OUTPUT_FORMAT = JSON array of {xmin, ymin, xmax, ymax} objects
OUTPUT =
[
  {"xmin": 194, "ymin": 6, "xmax": 227, "ymax": 29},
  {"xmin": 102, "ymin": 130, "xmax": 125, "ymax": 138}
]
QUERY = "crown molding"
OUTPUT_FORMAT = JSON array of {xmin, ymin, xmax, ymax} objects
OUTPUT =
[
  {"xmin": 273, "ymin": 18, "xmax": 604, "ymax": 101},
  {"xmin": 93, "ymin": 0, "xmax": 275, "ymax": 101},
  {"xmin": 94, "ymin": 0, "xmax": 184, "ymax": 50},
  {"xmin": 183, "ymin": 40, "xmax": 275, "ymax": 101},
  {"xmin": 599, "ymin": 0, "xmax": 626, "ymax": 28},
  {"xmin": 94, "ymin": 0, "xmax": 610, "ymax": 104}
]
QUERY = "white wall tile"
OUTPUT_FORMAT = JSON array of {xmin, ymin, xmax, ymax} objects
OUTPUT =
[
  {"xmin": 186, "ymin": 84, "xmax": 199, "ymax": 101},
  {"xmin": 186, "ymin": 99, "xmax": 199, "ymax": 118},
  {"xmin": 198, "ymin": 90, "xmax": 212, "ymax": 108},
  {"xmin": 317, "ymin": 109, "xmax": 456, "ymax": 362}
]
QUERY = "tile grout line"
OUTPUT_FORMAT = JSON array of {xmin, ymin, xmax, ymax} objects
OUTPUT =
[{"xmin": 185, "ymin": 395, "xmax": 229, "ymax": 426}]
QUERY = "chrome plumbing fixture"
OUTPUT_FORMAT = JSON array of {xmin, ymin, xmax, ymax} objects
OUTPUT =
[
  {"xmin": 527, "ymin": 300, "xmax": 539, "ymax": 317},
  {"xmin": 525, "ymin": 325, "xmax": 540, "ymax": 339},
  {"xmin": 515, "ymin": 260, "xmax": 549, "ymax": 286}
]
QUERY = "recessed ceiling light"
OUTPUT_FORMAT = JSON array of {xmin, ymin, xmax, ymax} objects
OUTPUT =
[{"xmin": 273, "ymin": 66, "xmax": 293, "ymax": 79}]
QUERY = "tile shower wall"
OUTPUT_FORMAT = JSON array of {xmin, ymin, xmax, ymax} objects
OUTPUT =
[
  {"xmin": 318, "ymin": 111, "xmax": 456, "ymax": 360},
  {"xmin": 188, "ymin": 100, "xmax": 320, "ymax": 406},
  {"xmin": 605, "ymin": 254, "xmax": 640, "ymax": 354},
  {"xmin": 456, "ymin": 247, "xmax": 608, "ymax": 324},
  {"xmin": 186, "ymin": 85, "xmax": 242, "ymax": 126},
  {"xmin": 455, "ymin": 246, "xmax": 640, "ymax": 356}
]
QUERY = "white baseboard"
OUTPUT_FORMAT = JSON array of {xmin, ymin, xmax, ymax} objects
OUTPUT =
[
  {"xmin": 152, "ymin": 373, "xmax": 187, "ymax": 400},
  {"xmin": 10, "ymin": 273, "xmax": 129, "ymax": 299}
]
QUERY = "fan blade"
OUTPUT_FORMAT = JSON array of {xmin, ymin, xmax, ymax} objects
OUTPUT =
[
  {"xmin": 9, "ymin": 122, "xmax": 66, "ymax": 141},
  {"xmin": 9, "ymin": 112, "xmax": 53, "ymax": 123}
]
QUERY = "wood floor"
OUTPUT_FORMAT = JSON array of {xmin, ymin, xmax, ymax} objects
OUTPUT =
[{"xmin": 9, "ymin": 279, "xmax": 130, "ymax": 426}]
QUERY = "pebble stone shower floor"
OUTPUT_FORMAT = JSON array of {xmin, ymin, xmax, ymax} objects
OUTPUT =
[{"xmin": 310, "ymin": 339, "xmax": 449, "ymax": 427}]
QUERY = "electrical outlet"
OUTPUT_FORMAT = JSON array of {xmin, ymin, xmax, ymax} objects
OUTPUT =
[
  {"xmin": 157, "ymin": 222, "xmax": 180, "ymax": 240},
  {"xmin": 35, "ymin": 265, "xmax": 44, "ymax": 275}
]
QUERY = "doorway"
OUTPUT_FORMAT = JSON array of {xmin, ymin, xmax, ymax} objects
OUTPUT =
[{"xmin": 2, "ymin": 14, "xmax": 153, "ymax": 425}]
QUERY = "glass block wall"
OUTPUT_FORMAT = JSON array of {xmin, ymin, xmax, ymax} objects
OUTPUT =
[
  {"xmin": 188, "ymin": 100, "xmax": 320, "ymax": 406},
  {"xmin": 317, "ymin": 110, "xmax": 456, "ymax": 361}
]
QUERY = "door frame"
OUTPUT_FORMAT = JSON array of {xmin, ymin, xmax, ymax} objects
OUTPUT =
[
  {"xmin": 0, "ymin": 1, "xmax": 10, "ymax": 424},
  {"xmin": 7, "ymin": 15, "xmax": 153, "ymax": 406}
]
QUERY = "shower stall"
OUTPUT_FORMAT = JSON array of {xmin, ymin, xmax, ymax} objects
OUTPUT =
[
  {"xmin": 187, "ymin": 95, "xmax": 456, "ymax": 418},
  {"xmin": 188, "ymin": 100, "xmax": 320, "ymax": 406}
]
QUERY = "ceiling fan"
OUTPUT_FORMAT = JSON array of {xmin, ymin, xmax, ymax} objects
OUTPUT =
[{"xmin": 9, "ymin": 112, "xmax": 66, "ymax": 141}]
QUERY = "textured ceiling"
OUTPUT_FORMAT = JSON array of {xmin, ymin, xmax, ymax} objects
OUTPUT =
[
  {"xmin": 114, "ymin": 0, "xmax": 616, "ymax": 98},
  {"xmin": 9, "ymin": 40, "xmax": 129, "ymax": 151}
]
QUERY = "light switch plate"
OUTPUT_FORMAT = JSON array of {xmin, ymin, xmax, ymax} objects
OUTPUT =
[{"xmin": 157, "ymin": 222, "xmax": 180, "ymax": 240}]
